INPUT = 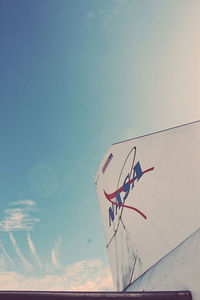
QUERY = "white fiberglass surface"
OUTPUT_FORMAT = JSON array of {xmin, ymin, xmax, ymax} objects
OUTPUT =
[{"xmin": 96, "ymin": 122, "xmax": 200, "ymax": 290}]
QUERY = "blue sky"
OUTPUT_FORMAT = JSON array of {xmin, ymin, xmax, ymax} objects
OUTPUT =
[{"xmin": 0, "ymin": 0, "xmax": 199, "ymax": 291}]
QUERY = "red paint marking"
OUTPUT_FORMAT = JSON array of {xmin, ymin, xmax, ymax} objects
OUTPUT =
[
  {"xmin": 104, "ymin": 167, "xmax": 154, "ymax": 201},
  {"xmin": 104, "ymin": 166, "xmax": 154, "ymax": 220},
  {"xmin": 104, "ymin": 192, "xmax": 147, "ymax": 219},
  {"xmin": 143, "ymin": 167, "xmax": 154, "ymax": 174}
]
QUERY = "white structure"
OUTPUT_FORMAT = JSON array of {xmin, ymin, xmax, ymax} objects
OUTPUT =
[{"xmin": 95, "ymin": 121, "xmax": 200, "ymax": 299}]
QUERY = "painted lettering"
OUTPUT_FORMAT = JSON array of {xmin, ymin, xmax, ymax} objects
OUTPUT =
[{"xmin": 106, "ymin": 161, "xmax": 154, "ymax": 226}]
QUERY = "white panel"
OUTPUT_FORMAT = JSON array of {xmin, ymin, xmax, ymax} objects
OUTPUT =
[
  {"xmin": 126, "ymin": 228, "xmax": 200, "ymax": 300},
  {"xmin": 95, "ymin": 121, "xmax": 200, "ymax": 291}
]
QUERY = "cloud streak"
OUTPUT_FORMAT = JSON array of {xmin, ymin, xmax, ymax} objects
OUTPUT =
[
  {"xmin": 27, "ymin": 233, "xmax": 42, "ymax": 269},
  {"xmin": 0, "ymin": 243, "xmax": 15, "ymax": 265},
  {"xmin": 9, "ymin": 232, "xmax": 32, "ymax": 271},
  {"xmin": 51, "ymin": 237, "xmax": 62, "ymax": 269}
]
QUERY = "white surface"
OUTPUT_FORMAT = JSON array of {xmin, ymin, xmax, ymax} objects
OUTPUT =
[
  {"xmin": 126, "ymin": 228, "xmax": 200, "ymax": 300},
  {"xmin": 95, "ymin": 121, "xmax": 200, "ymax": 291}
]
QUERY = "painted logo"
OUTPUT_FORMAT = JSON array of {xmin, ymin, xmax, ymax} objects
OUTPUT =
[{"xmin": 103, "ymin": 147, "xmax": 154, "ymax": 226}]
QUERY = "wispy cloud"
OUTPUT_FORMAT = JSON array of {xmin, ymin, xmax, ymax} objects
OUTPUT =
[
  {"xmin": 51, "ymin": 237, "xmax": 62, "ymax": 269},
  {"xmin": 27, "ymin": 233, "xmax": 42, "ymax": 269},
  {"xmin": 10, "ymin": 200, "xmax": 35, "ymax": 207},
  {"xmin": 0, "ymin": 259, "xmax": 113, "ymax": 291},
  {"xmin": 0, "ymin": 243, "xmax": 15, "ymax": 265},
  {"xmin": 0, "ymin": 201, "xmax": 39, "ymax": 232},
  {"xmin": 9, "ymin": 232, "xmax": 32, "ymax": 271}
]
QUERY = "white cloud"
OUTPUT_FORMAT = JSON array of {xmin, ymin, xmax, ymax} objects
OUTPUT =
[
  {"xmin": 10, "ymin": 200, "xmax": 35, "ymax": 207},
  {"xmin": 0, "ymin": 202, "xmax": 39, "ymax": 232},
  {"xmin": 0, "ymin": 243, "xmax": 15, "ymax": 265},
  {"xmin": 63, "ymin": 259, "xmax": 113, "ymax": 291},
  {"xmin": 0, "ymin": 259, "xmax": 114, "ymax": 291},
  {"xmin": 51, "ymin": 249, "xmax": 60, "ymax": 270},
  {"xmin": 27, "ymin": 233, "xmax": 42, "ymax": 269},
  {"xmin": 51, "ymin": 237, "xmax": 62, "ymax": 269},
  {"xmin": 9, "ymin": 232, "xmax": 32, "ymax": 271}
]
